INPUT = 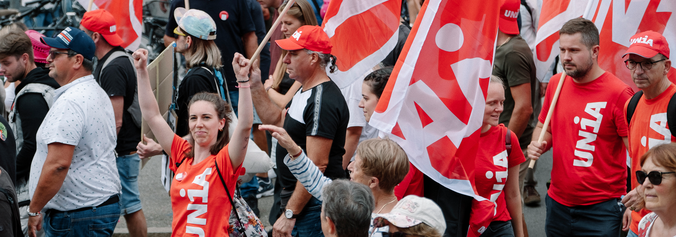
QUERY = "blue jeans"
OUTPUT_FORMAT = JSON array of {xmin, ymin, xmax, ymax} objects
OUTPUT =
[
  {"xmin": 627, "ymin": 229, "xmax": 638, "ymax": 237},
  {"xmin": 116, "ymin": 153, "xmax": 142, "ymax": 215},
  {"xmin": 545, "ymin": 195, "xmax": 623, "ymax": 237},
  {"xmin": 480, "ymin": 221, "xmax": 514, "ymax": 237},
  {"xmin": 43, "ymin": 198, "xmax": 120, "ymax": 237},
  {"xmin": 291, "ymin": 197, "xmax": 324, "ymax": 237}
]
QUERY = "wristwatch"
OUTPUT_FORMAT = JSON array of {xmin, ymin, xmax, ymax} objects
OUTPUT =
[
  {"xmin": 27, "ymin": 211, "xmax": 40, "ymax": 217},
  {"xmin": 285, "ymin": 209, "xmax": 299, "ymax": 219}
]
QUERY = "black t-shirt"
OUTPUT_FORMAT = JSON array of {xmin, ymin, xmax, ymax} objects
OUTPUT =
[
  {"xmin": 0, "ymin": 117, "xmax": 15, "ymax": 186},
  {"xmin": 93, "ymin": 47, "xmax": 141, "ymax": 154},
  {"xmin": 246, "ymin": 0, "xmax": 270, "ymax": 81},
  {"xmin": 175, "ymin": 67, "xmax": 219, "ymax": 137},
  {"xmin": 166, "ymin": 0, "xmax": 256, "ymax": 91},
  {"xmin": 277, "ymin": 80, "xmax": 349, "ymax": 201}
]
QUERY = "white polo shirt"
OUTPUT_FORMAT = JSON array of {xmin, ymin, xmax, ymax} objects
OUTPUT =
[{"xmin": 29, "ymin": 75, "xmax": 121, "ymax": 211}]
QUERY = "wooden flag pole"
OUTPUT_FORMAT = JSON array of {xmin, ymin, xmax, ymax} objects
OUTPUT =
[
  {"xmin": 87, "ymin": 0, "xmax": 94, "ymax": 11},
  {"xmin": 184, "ymin": 0, "xmax": 190, "ymax": 10},
  {"xmin": 529, "ymin": 71, "xmax": 566, "ymax": 169},
  {"xmin": 250, "ymin": 0, "xmax": 295, "ymax": 66}
]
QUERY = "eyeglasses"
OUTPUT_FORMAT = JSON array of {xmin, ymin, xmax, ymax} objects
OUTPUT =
[
  {"xmin": 173, "ymin": 27, "xmax": 186, "ymax": 37},
  {"xmin": 48, "ymin": 50, "xmax": 75, "ymax": 59},
  {"xmin": 625, "ymin": 58, "xmax": 667, "ymax": 71},
  {"xmin": 382, "ymin": 232, "xmax": 410, "ymax": 237},
  {"xmin": 636, "ymin": 170, "xmax": 675, "ymax": 185}
]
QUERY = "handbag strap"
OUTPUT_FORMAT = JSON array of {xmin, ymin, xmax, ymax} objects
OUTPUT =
[{"xmin": 215, "ymin": 159, "xmax": 247, "ymax": 237}]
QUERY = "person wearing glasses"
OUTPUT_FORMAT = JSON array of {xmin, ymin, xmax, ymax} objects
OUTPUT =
[
  {"xmin": 27, "ymin": 27, "xmax": 121, "ymax": 237},
  {"xmin": 620, "ymin": 31, "xmax": 674, "ymax": 237},
  {"xmin": 527, "ymin": 18, "xmax": 634, "ymax": 237},
  {"xmin": 634, "ymin": 143, "xmax": 676, "ymax": 237},
  {"xmin": 170, "ymin": 8, "xmax": 224, "ymax": 138}
]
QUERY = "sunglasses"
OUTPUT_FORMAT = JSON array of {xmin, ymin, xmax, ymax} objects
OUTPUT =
[
  {"xmin": 173, "ymin": 27, "xmax": 187, "ymax": 37},
  {"xmin": 636, "ymin": 170, "xmax": 676, "ymax": 185},
  {"xmin": 48, "ymin": 50, "xmax": 76, "ymax": 59},
  {"xmin": 382, "ymin": 232, "xmax": 410, "ymax": 237}
]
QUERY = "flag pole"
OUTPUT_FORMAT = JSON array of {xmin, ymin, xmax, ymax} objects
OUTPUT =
[
  {"xmin": 184, "ymin": 0, "xmax": 189, "ymax": 10},
  {"xmin": 87, "ymin": 0, "xmax": 94, "ymax": 11},
  {"xmin": 250, "ymin": 0, "xmax": 295, "ymax": 65},
  {"xmin": 529, "ymin": 71, "xmax": 566, "ymax": 169}
]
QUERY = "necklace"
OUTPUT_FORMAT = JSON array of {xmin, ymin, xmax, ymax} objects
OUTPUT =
[{"xmin": 376, "ymin": 198, "xmax": 397, "ymax": 214}]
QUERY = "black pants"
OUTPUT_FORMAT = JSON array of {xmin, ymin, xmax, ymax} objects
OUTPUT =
[{"xmin": 424, "ymin": 175, "xmax": 472, "ymax": 237}]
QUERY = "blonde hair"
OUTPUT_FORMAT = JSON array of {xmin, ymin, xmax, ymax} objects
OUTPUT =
[
  {"xmin": 185, "ymin": 37, "xmax": 222, "ymax": 69},
  {"xmin": 357, "ymin": 138, "xmax": 409, "ymax": 192},
  {"xmin": 398, "ymin": 223, "xmax": 442, "ymax": 237},
  {"xmin": 271, "ymin": 0, "xmax": 318, "ymax": 90}
]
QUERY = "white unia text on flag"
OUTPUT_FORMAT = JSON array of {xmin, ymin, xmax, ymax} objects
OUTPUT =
[
  {"xmin": 535, "ymin": 0, "xmax": 675, "ymax": 89},
  {"xmin": 322, "ymin": 0, "xmax": 402, "ymax": 88},
  {"xmin": 77, "ymin": 0, "xmax": 143, "ymax": 50},
  {"xmin": 369, "ymin": 0, "xmax": 503, "ymax": 235}
]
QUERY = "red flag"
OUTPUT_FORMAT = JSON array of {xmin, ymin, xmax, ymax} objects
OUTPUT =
[
  {"xmin": 77, "ymin": 0, "xmax": 143, "ymax": 50},
  {"xmin": 369, "ymin": 0, "xmax": 501, "ymax": 235},
  {"xmin": 322, "ymin": 0, "xmax": 401, "ymax": 88},
  {"xmin": 535, "ymin": 0, "xmax": 676, "ymax": 90}
]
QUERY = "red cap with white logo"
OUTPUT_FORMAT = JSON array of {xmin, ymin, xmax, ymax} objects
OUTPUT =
[
  {"xmin": 623, "ymin": 31, "xmax": 670, "ymax": 59},
  {"xmin": 499, "ymin": 0, "xmax": 520, "ymax": 35},
  {"xmin": 275, "ymin": 25, "xmax": 332, "ymax": 54}
]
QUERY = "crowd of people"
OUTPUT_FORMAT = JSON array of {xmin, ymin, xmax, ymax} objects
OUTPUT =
[{"xmin": 0, "ymin": 0, "xmax": 674, "ymax": 237}]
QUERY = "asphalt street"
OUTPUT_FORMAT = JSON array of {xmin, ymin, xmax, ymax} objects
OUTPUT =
[{"xmin": 113, "ymin": 151, "xmax": 554, "ymax": 236}]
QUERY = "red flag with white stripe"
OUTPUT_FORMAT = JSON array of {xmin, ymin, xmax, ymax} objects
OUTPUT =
[
  {"xmin": 77, "ymin": 0, "xmax": 143, "ymax": 50},
  {"xmin": 322, "ymin": 0, "xmax": 401, "ymax": 88},
  {"xmin": 369, "ymin": 0, "xmax": 501, "ymax": 235},
  {"xmin": 535, "ymin": 0, "xmax": 676, "ymax": 89}
]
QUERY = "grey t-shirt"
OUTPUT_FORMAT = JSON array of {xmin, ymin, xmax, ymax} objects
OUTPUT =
[{"xmin": 492, "ymin": 35, "xmax": 540, "ymax": 150}]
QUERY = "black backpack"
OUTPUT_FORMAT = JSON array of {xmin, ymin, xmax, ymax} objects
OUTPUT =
[
  {"xmin": 625, "ymin": 90, "xmax": 676, "ymax": 136},
  {"xmin": 0, "ymin": 187, "xmax": 21, "ymax": 237}
]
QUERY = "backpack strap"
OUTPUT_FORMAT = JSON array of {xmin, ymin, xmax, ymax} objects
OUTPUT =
[
  {"xmin": 505, "ymin": 128, "xmax": 512, "ymax": 155},
  {"xmin": 626, "ymin": 90, "xmax": 644, "ymax": 127},
  {"xmin": 667, "ymin": 92, "xmax": 676, "ymax": 137}
]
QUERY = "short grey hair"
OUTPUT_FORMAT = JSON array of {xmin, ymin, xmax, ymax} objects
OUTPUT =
[
  {"xmin": 322, "ymin": 179, "xmax": 374, "ymax": 237},
  {"xmin": 305, "ymin": 49, "xmax": 337, "ymax": 73}
]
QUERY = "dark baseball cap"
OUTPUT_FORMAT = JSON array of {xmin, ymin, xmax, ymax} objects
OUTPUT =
[{"xmin": 41, "ymin": 27, "xmax": 96, "ymax": 60}]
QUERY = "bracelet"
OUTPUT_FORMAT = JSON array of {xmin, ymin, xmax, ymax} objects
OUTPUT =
[
  {"xmin": 27, "ymin": 211, "xmax": 40, "ymax": 217},
  {"xmin": 235, "ymin": 84, "xmax": 251, "ymax": 88},
  {"xmin": 237, "ymin": 80, "xmax": 250, "ymax": 83},
  {"xmin": 291, "ymin": 146, "xmax": 303, "ymax": 158}
]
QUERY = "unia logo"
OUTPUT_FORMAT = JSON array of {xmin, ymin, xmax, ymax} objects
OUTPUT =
[
  {"xmin": 630, "ymin": 35, "xmax": 654, "ymax": 47},
  {"xmin": 503, "ymin": 10, "xmax": 518, "ymax": 19},
  {"xmin": 292, "ymin": 31, "xmax": 302, "ymax": 41}
]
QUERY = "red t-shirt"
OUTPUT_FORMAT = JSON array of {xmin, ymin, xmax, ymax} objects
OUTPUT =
[
  {"xmin": 169, "ymin": 135, "xmax": 241, "ymax": 236},
  {"xmin": 541, "ymin": 72, "xmax": 633, "ymax": 207},
  {"xmin": 624, "ymin": 84, "xmax": 676, "ymax": 233},
  {"xmin": 475, "ymin": 124, "xmax": 525, "ymax": 222}
]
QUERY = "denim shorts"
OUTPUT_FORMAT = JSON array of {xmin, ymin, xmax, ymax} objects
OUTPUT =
[
  {"xmin": 229, "ymin": 91, "xmax": 261, "ymax": 124},
  {"xmin": 116, "ymin": 153, "xmax": 142, "ymax": 215},
  {"xmin": 44, "ymin": 197, "xmax": 120, "ymax": 237},
  {"xmin": 545, "ymin": 195, "xmax": 623, "ymax": 237}
]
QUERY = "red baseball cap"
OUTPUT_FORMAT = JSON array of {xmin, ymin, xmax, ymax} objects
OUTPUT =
[
  {"xmin": 80, "ymin": 9, "xmax": 124, "ymax": 47},
  {"xmin": 275, "ymin": 25, "xmax": 332, "ymax": 54},
  {"xmin": 499, "ymin": 0, "xmax": 520, "ymax": 35},
  {"xmin": 623, "ymin": 31, "xmax": 670, "ymax": 59}
]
